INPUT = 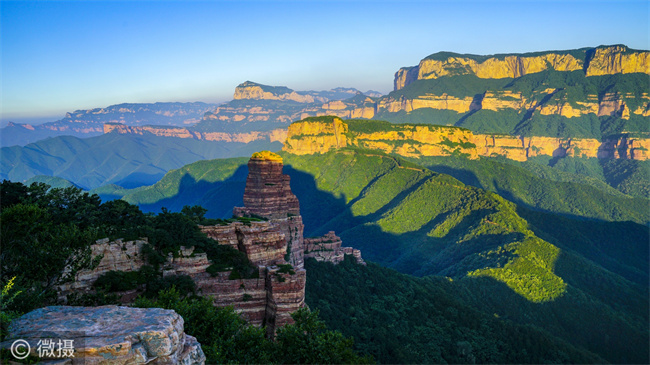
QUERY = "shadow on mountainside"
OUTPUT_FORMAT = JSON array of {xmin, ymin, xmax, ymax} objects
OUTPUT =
[
  {"xmin": 137, "ymin": 165, "xmax": 249, "ymax": 218},
  {"xmin": 110, "ymin": 155, "xmax": 648, "ymax": 364},
  {"xmin": 453, "ymin": 274, "xmax": 649, "ymax": 365},
  {"xmin": 114, "ymin": 171, "xmax": 167, "ymax": 189}
]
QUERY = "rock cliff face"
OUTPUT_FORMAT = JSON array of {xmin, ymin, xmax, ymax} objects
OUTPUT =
[
  {"xmin": 232, "ymin": 151, "xmax": 365, "ymax": 270},
  {"xmin": 234, "ymin": 81, "xmax": 322, "ymax": 103},
  {"xmin": 585, "ymin": 45, "xmax": 650, "ymax": 76},
  {"xmin": 394, "ymin": 45, "xmax": 649, "ymax": 89},
  {"xmin": 305, "ymin": 231, "xmax": 365, "ymax": 265},
  {"xmin": 59, "ymin": 152, "xmax": 364, "ymax": 337},
  {"xmin": 283, "ymin": 117, "xmax": 650, "ymax": 161},
  {"xmin": 373, "ymin": 90, "xmax": 648, "ymax": 121},
  {"xmin": 234, "ymin": 156, "xmax": 300, "ymax": 219},
  {"xmin": 104, "ymin": 123, "xmax": 288, "ymax": 143},
  {"xmin": 58, "ymin": 238, "xmax": 147, "ymax": 301},
  {"xmin": 1, "ymin": 305, "xmax": 205, "ymax": 364},
  {"xmin": 1, "ymin": 102, "xmax": 217, "ymax": 146}
]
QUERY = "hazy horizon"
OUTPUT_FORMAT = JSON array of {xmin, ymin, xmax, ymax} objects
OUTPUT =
[{"xmin": 2, "ymin": 0, "xmax": 648, "ymax": 122}]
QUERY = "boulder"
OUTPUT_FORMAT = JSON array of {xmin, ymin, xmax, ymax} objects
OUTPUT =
[{"xmin": 2, "ymin": 305, "xmax": 205, "ymax": 365}]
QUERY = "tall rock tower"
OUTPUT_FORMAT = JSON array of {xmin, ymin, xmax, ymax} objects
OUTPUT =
[{"xmin": 234, "ymin": 151, "xmax": 306, "ymax": 269}]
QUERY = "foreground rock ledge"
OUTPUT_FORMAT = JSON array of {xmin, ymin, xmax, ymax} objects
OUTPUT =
[{"xmin": 2, "ymin": 305, "xmax": 205, "ymax": 365}]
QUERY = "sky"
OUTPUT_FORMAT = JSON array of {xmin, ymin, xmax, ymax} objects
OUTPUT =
[{"xmin": 1, "ymin": 0, "xmax": 649, "ymax": 123}]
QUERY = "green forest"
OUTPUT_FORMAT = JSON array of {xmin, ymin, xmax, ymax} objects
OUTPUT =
[{"xmin": 0, "ymin": 181, "xmax": 369, "ymax": 364}]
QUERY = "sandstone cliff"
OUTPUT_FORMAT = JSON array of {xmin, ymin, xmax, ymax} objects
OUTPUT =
[
  {"xmin": 104, "ymin": 123, "xmax": 288, "ymax": 143},
  {"xmin": 59, "ymin": 151, "xmax": 364, "ymax": 337},
  {"xmin": 394, "ymin": 45, "xmax": 649, "ymax": 90},
  {"xmin": 232, "ymin": 151, "xmax": 364, "ymax": 270},
  {"xmin": 283, "ymin": 117, "xmax": 650, "ymax": 161},
  {"xmin": 1, "ymin": 305, "xmax": 205, "ymax": 364},
  {"xmin": 585, "ymin": 45, "xmax": 650, "ymax": 76},
  {"xmin": 234, "ymin": 81, "xmax": 323, "ymax": 103},
  {"xmin": 305, "ymin": 231, "xmax": 365, "ymax": 265}
]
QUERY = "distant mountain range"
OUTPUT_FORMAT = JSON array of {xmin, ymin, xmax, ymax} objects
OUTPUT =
[
  {"xmin": 0, "ymin": 102, "xmax": 218, "ymax": 147},
  {"xmin": 1, "ymin": 86, "xmax": 383, "ymax": 147},
  {"xmin": 1, "ymin": 132, "xmax": 281, "ymax": 189},
  {"xmin": 102, "ymin": 45, "xmax": 649, "ymax": 140}
]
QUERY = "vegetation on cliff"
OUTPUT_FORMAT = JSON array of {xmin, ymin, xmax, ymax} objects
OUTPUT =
[
  {"xmin": 413, "ymin": 155, "xmax": 649, "ymax": 223},
  {"xmin": 136, "ymin": 287, "xmax": 371, "ymax": 364},
  {"xmin": 251, "ymin": 150, "xmax": 283, "ymax": 162},
  {"xmin": 0, "ymin": 181, "xmax": 255, "ymax": 313},
  {"xmin": 0, "ymin": 181, "xmax": 370, "ymax": 364},
  {"xmin": 385, "ymin": 70, "xmax": 649, "ymax": 138}
]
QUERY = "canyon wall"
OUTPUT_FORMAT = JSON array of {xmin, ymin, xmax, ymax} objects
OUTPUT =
[
  {"xmin": 104, "ymin": 123, "xmax": 288, "ymax": 143},
  {"xmin": 283, "ymin": 117, "xmax": 650, "ymax": 161},
  {"xmin": 394, "ymin": 45, "xmax": 650, "ymax": 90}
]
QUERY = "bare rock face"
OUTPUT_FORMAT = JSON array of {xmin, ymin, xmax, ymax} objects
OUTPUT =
[
  {"xmin": 234, "ymin": 155, "xmax": 300, "ymax": 219},
  {"xmin": 305, "ymin": 231, "xmax": 366, "ymax": 265},
  {"xmin": 58, "ymin": 238, "xmax": 147, "ymax": 301},
  {"xmin": 265, "ymin": 266, "xmax": 307, "ymax": 337},
  {"xmin": 1, "ymin": 305, "xmax": 205, "ymax": 365},
  {"xmin": 58, "ymin": 151, "xmax": 363, "ymax": 339},
  {"xmin": 283, "ymin": 118, "xmax": 650, "ymax": 162},
  {"xmin": 200, "ymin": 221, "xmax": 287, "ymax": 267}
]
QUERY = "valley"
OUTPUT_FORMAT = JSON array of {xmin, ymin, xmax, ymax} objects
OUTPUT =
[{"xmin": 2, "ymin": 43, "xmax": 648, "ymax": 364}]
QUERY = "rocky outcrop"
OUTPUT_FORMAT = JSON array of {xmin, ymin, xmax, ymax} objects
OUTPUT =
[
  {"xmin": 58, "ymin": 238, "xmax": 147, "ymax": 301},
  {"xmin": 305, "ymin": 231, "xmax": 365, "ymax": 265},
  {"xmin": 1, "ymin": 305, "xmax": 205, "ymax": 364},
  {"xmin": 413, "ymin": 53, "xmax": 583, "ymax": 82},
  {"xmin": 372, "ymin": 89, "xmax": 648, "ymax": 121},
  {"xmin": 104, "ymin": 123, "xmax": 288, "ymax": 143},
  {"xmin": 283, "ymin": 117, "xmax": 650, "ymax": 161},
  {"xmin": 585, "ymin": 45, "xmax": 650, "ymax": 76},
  {"xmin": 200, "ymin": 221, "xmax": 287, "ymax": 267},
  {"xmin": 232, "ymin": 151, "xmax": 364, "ymax": 271},
  {"xmin": 394, "ymin": 45, "xmax": 649, "ymax": 90},
  {"xmin": 59, "ymin": 152, "xmax": 363, "ymax": 338},
  {"xmin": 234, "ymin": 81, "xmax": 322, "ymax": 103},
  {"xmin": 285, "ymin": 117, "xmax": 480, "ymax": 159},
  {"xmin": 233, "ymin": 155, "xmax": 300, "ymax": 219}
]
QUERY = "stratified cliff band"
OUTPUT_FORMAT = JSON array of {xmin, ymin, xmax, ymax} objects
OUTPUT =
[{"xmin": 58, "ymin": 151, "xmax": 364, "ymax": 337}]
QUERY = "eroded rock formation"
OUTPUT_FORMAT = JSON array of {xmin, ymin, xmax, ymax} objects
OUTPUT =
[
  {"xmin": 283, "ymin": 117, "xmax": 650, "ymax": 161},
  {"xmin": 1, "ymin": 305, "xmax": 205, "ymax": 364},
  {"xmin": 59, "ymin": 151, "xmax": 364, "ymax": 338},
  {"xmin": 394, "ymin": 45, "xmax": 649, "ymax": 90},
  {"xmin": 231, "ymin": 151, "xmax": 363, "ymax": 270},
  {"xmin": 305, "ymin": 231, "xmax": 365, "ymax": 265},
  {"xmin": 104, "ymin": 123, "xmax": 288, "ymax": 143}
]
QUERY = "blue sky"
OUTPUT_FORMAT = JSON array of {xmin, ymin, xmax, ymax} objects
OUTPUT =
[{"xmin": 2, "ymin": 0, "xmax": 648, "ymax": 122}]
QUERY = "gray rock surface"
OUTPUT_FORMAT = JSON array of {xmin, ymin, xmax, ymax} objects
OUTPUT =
[{"xmin": 2, "ymin": 305, "xmax": 205, "ymax": 365}]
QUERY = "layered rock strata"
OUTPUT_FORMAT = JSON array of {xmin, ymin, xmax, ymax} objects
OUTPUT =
[
  {"xmin": 233, "ymin": 154, "xmax": 306, "ymax": 269},
  {"xmin": 58, "ymin": 238, "xmax": 147, "ymax": 301},
  {"xmin": 104, "ymin": 123, "xmax": 288, "ymax": 143},
  {"xmin": 284, "ymin": 117, "xmax": 650, "ymax": 161},
  {"xmin": 305, "ymin": 231, "xmax": 366, "ymax": 265},
  {"xmin": 234, "ymin": 156, "xmax": 300, "ymax": 219},
  {"xmin": 232, "ymin": 152, "xmax": 365, "ymax": 270},
  {"xmin": 1, "ymin": 305, "xmax": 205, "ymax": 365},
  {"xmin": 395, "ymin": 45, "xmax": 650, "ymax": 89},
  {"xmin": 59, "ymin": 152, "xmax": 363, "ymax": 337}
]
